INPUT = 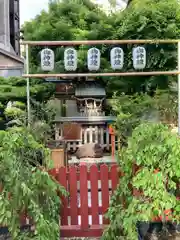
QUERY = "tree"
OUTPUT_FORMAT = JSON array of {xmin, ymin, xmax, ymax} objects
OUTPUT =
[
  {"xmin": 111, "ymin": 89, "xmax": 178, "ymax": 145},
  {"xmin": 0, "ymin": 80, "xmax": 65, "ymax": 239},
  {"xmin": 0, "ymin": 76, "xmax": 56, "ymax": 129},
  {"xmin": 110, "ymin": 92, "xmax": 154, "ymax": 145},
  {"xmin": 0, "ymin": 127, "xmax": 67, "ymax": 239},
  {"xmin": 21, "ymin": 0, "xmax": 180, "ymax": 96},
  {"xmin": 3, "ymin": 97, "xmax": 60, "ymax": 146},
  {"xmin": 22, "ymin": 0, "xmax": 112, "ymax": 74},
  {"xmin": 0, "ymin": 77, "xmax": 55, "ymax": 104},
  {"xmin": 107, "ymin": 0, "xmax": 180, "ymax": 94}
]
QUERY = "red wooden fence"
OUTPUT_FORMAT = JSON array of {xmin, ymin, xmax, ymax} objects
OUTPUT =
[{"xmin": 52, "ymin": 164, "xmax": 119, "ymax": 238}]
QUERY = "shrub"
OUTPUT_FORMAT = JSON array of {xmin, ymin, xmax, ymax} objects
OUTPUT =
[
  {"xmin": 103, "ymin": 123, "xmax": 180, "ymax": 240},
  {"xmin": 0, "ymin": 127, "xmax": 67, "ymax": 239}
]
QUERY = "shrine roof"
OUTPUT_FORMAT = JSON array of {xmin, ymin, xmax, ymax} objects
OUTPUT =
[
  {"xmin": 53, "ymin": 115, "xmax": 115, "ymax": 123},
  {"xmin": 75, "ymin": 84, "xmax": 106, "ymax": 97}
]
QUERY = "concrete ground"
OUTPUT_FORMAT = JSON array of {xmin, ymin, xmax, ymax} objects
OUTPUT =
[
  {"xmin": 69, "ymin": 155, "xmax": 118, "ymax": 164},
  {"xmin": 61, "ymin": 238, "xmax": 100, "ymax": 239}
]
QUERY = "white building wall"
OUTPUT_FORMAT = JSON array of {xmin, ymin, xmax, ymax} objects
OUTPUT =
[{"xmin": 0, "ymin": 0, "xmax": 11, "ymax": 52}]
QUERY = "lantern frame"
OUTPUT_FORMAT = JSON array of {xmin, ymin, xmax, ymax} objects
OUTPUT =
[{"xmin": 22, "ymin": 39, "xmax": 180, "ymax": 134}]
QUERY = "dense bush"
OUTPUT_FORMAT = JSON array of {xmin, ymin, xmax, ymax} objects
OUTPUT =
[
  {"xmin": 0, "ymin": 127, "xmax": 67, "ymax": 239},
  {"xmin": 103, "ymin": 123, "xmax": 180, "ymax": 240}
]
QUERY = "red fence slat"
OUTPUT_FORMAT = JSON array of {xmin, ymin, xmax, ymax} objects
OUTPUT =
[
  {"xmin": 80, "ymin": 165, "xmax": 89, "ymax": 229},
  {"xmin": 1, "ymin": 164, "xmax": 120, "ymax": 238},
  {"xmin": 61, "ymin": 225, "xmax": 103, "ymax": 238},
  {"xmin": 58, "ymin": 167, "xmax": 68, "ymax": 225},
  {"xmin": 100, "ymin": 164, "xmax": 109, "ymax": 225},
  {"xmin": 69, "ymin": 166, "xmax": 78, "ymax": 225},
  {"xmin": 111, "ymin": 165, "xmax": 119, "ymax": 192},
  {"xmin": 90, "ymin": 165, "xmax": 99, "ymax": 225}
]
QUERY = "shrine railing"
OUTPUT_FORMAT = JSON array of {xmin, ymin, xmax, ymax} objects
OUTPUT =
[
  {"xmin": 66, "ymin": 125, "xmax": 118, "ymax": 152},
  {"xmin": 80, "ymin": 110, "xmax": 105, "ymax": 117}
]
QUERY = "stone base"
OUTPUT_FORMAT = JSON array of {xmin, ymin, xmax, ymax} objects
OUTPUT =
[
  {"xmin": 138, "ymin": 222, "xmax": 180, "ymax": 240},
  {"xmin": 144, "ymin": 232, "xmax": 180, "ymax": 240}
]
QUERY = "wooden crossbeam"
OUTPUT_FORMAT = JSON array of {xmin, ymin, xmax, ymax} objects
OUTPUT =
[
  {"xmin": 21, "ymin": 39, "xmax": 180, "ymax": 46},
  {"xmin": 22, "ymin": 70, "xmax": 179, "ymax": 78}
]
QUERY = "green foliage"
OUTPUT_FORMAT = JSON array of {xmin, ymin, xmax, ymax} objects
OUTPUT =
[
  {"xmin": 5, "ymin": 107, "xmax": 25, "ymax": 120},
  {"xmin": 107, "ymin": 0, "xmax": 180, "ymax": 94},
  {"xmin": 0, "ymin": 77, "xmax": 55, "ymax": 104},
  {"xmin": 111, "ymin": 92, "xmax": 155, "ymax": 139},
  {"xmin": 0, "ymin": 102, "xmax": 4, "ymax": 109},
  {"xmin": 0, "ymin": 127, "xmax": 67, "ymax": 239},
  {"xmin": 103, "ymin": 123, "xmax": 180, "ymax": 240},
  {"xmin": 29, "ymin": 98, "xmax": 62, "ymax": 144},
  {"xmin": 22, "ymin": 0, "xmax": 112, "ymax": 75},
  {"xmin": 111, "ymin": 89, "xmax": 178, "ymax": 146},
  {"xmin": 4, "ymin": 98, "xmax": 60, "ymax": 145},
  {"xmin": 1, "ymin": 99, "xmax": 66, "ymax": 239},
  {"xmin": 154, "ymin": 89, "xmax": 178, "ymax": 125},
  {"xmin": 21, "ymin": 0, "xmax": 180, "ymax": 95},
  {"xmin": 12, "ymin": 101, "xmax": 26, "ymax": 110},
  {"xmin": 0, "ymin": 76, "xmax": 56, "ymax": 130}
]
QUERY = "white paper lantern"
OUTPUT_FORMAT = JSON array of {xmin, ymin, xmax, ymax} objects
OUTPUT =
[
  {"xmin": 87, "ymin": 48, "xmax": 100, "ymax": 71},
  {"xmin": 110, "ymin": 47, "xmax": 124, "ymax": 70},
  {"xmin": 64, "ymin": 48, "xmax": 77, "ymax": 71},
  {"xmin": 133, "ymin": 46, "xmax": 146, "ymax": 70},
  {"xmin": 41, "ymin": 48, "xmax": 54, "ymax": 71}
]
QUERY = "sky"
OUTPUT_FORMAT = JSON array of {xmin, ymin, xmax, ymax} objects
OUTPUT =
[
  {"xmin": 20, "ymin": 0, "xmax": 127, "ymax": 25},
  {"xmin": 20, "ymin": 0, "xmax": 49, "ymax": 25}
]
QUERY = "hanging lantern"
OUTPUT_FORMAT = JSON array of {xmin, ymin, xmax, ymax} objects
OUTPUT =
[
  {"xmin": 64, "ymin": 48, "xmax": 77, "ymax": 71},
  {"xmin": 87, "ymin": 48, "xmax": 100, "ymax": 71},
  {"xmin": 133, "ymin": 46, "xmax": 146, "ymax": 70},
  {"xmin": 110, "ymin": 47, "xmax": 124, "ymax": 70},
  {"xmin": 41, "ymin": 48, "xmax": 54, "ymax": 71}
]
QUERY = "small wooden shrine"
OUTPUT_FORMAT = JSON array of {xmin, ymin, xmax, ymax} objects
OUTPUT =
[{"xmin": 53, "ymin": 80, "xmax": 117, "ymax": 162}]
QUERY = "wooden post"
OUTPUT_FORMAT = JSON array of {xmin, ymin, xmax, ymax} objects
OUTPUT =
[
  {"xmin": 118, "ymin": 136, "xmax": 121, "ymax": 152},
  {"xmin": 51, "ymin": 149, "xmax": 65, "ymax": 168},
  {"xmin": 111, "ymin": 134, "xmax": 115, "ymax": 162},
  {"xmin": 108, "ymin": 125, "xmax": 116, "ymax": 162}
]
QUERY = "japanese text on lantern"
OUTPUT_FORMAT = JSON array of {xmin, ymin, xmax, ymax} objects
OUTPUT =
[
  {"xmin": 64, "ymin": 48, "xmax": 77, "ymax": 71},
  {"xmin": 111, "ymin": 47, "xmax": 124, "ymax": 70},
  {"xmin": 41, "ymin": 48, "xmax": 54, "ymax": 71},
  {"xmin": 133, "ymin": 46, "xmax": 146, "ymax": 70},
  {"xmin": 87, "ymin": 48, "xmax": 100, "ymax": 71}
]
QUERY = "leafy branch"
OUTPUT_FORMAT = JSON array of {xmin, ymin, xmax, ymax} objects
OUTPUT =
[
  {"xmin": 0, "ymin": 127, "xmax": 67, "ymax": 239},
  {"xmin": 103, "ymin": 123, "xmax": 180, "ymax": 239}
]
